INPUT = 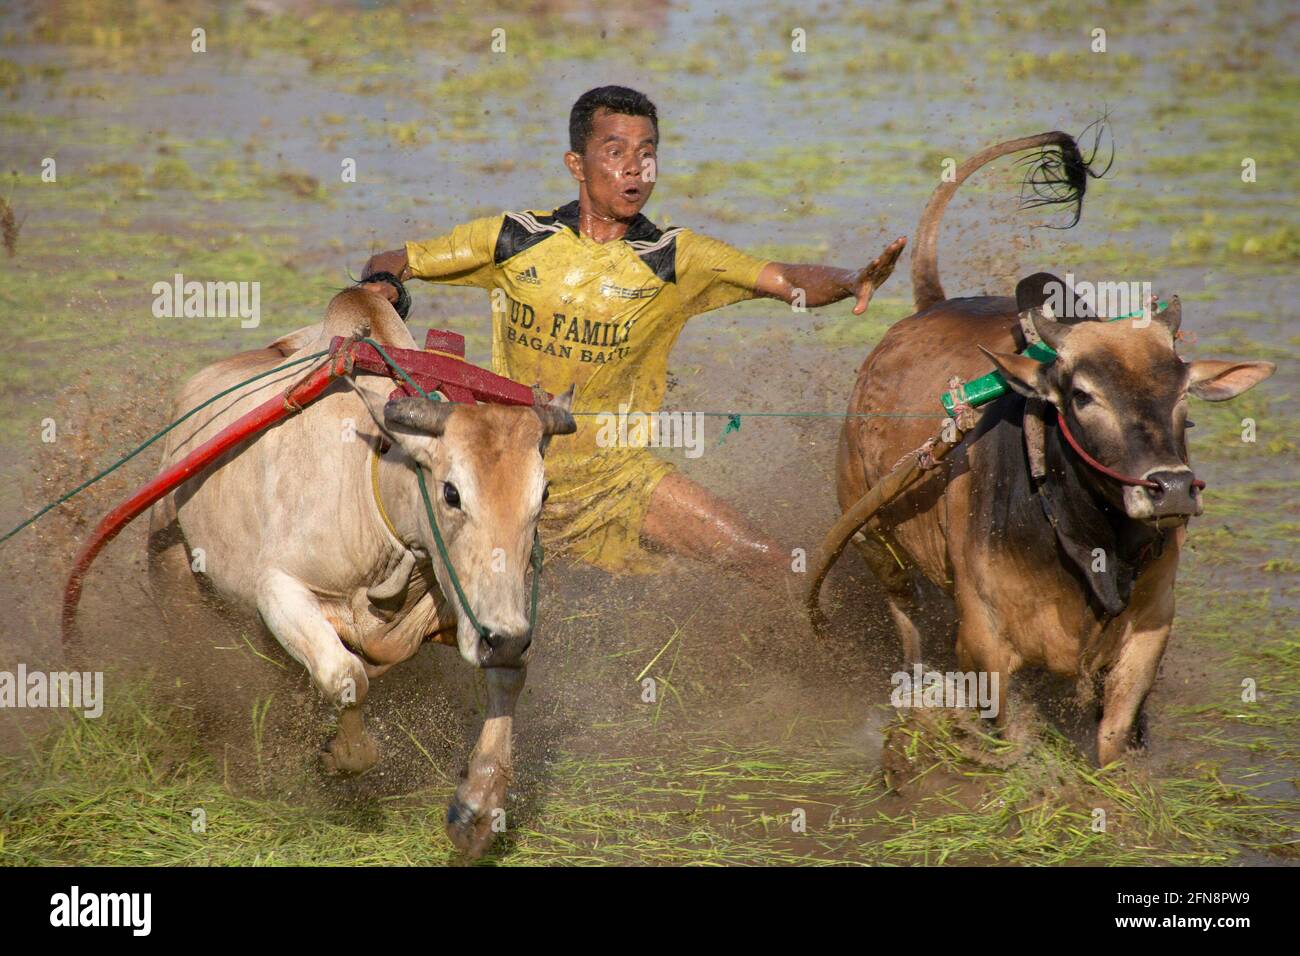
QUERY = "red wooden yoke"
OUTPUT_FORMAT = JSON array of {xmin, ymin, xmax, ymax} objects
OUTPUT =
[
  {"xmin": 62, "ymin": 330, "xmax": 542, "ymax": 641},
  {"xmin": 338, "ymin": 329, "xmax": 542, "ymax": 406}
]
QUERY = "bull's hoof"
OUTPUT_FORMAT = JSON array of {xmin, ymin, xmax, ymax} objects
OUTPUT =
[
  {"xmin": 446, "ymin": 795, "xmax": 497, "ymax": 859},
  {"xmin": 882, "ymin": 706, "xmax": 1030, "ymax": 790},
  {"xmin": 320, "ymin": 731, "xmax": 381, "ymax": 775},
  {"xmin": 446, "ymin": 768, "xmax": 508, "ymax": 859},
  {"xmin": 1097, "ymin": 735, "xmax": 1149, "ymax": 768}
]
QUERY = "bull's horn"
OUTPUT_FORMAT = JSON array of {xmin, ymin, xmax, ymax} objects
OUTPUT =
[
  {"xmin": 367, "ymin": 549, "xmax": 416, "ymax": 603},
  {"xmin": 534, "ymin": 383, "xmax": 576, "ymax": 436},
  {"xmin": 1030, "ymin": 305, "xmax": 1073, "ymax": 352},
  {"xmin": 385, "ymin": 397, "xmax": 455, "ymax": 436},
  {"xmin": 534, "ymin": 405, "xmax": 577, "ymax": 436},
  {"xmin": 1153, "ymin": 295, "xmax": 1181, "ymax": 337}
]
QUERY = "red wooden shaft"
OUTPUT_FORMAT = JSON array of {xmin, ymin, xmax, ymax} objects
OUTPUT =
[
  {"xmin": 62, "ymin": 335, "xmax": 544, "ymax": 645},
  {"xmin": 61, "ymin": 359, "xmax": 342, "ymax": 640}
]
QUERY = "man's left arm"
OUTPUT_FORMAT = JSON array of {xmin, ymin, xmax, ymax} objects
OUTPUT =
[{"xmin": 754, "ymin": 236, "xmax": 907, "ymax": 315}]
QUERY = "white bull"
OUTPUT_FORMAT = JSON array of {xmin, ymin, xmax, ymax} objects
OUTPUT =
[{"xmin": 146, "ymin": 288, "xmax": 574, "ymax": 856}]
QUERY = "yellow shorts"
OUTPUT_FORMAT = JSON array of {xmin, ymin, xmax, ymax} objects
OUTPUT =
[{"xmin": 540, "ymin": 447, "xmax": 675, "ymax": 574}]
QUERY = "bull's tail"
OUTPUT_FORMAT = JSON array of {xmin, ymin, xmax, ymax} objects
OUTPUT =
[{"xmin": 910, "ymin": 122, "xmax": 1111, "ymax": 313}]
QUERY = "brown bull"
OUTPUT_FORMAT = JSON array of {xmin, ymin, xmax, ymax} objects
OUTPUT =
[{"xmin": 833, "ymin": 131, "xmax": 1274, "ymax": 763}]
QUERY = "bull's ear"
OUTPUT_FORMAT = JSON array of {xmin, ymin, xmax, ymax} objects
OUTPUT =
[
  {"xmin": 343, "ymin": 377, "xmax": 438, "ymax": 468},
  {"xmin": 536, "ymin": 383, "xmax": 577, "ymax": 456},
  {"xmin": 1016, "ymin": 272, "xmax": 1096, "ymax": 322},
  {"xmin": 1153, "ymin": 295, "xmax": 1181, "ymax": 339},
  {"xmin": 1187, "ymin": 360, "xmax": 1275, "ymax": 401},
  {"xmin": 978, "ymin": 346, "xmax": 1049, "ymax": 400},
  {"xmin": 342, "ymin": 377, "xmax": 438, "ymax": 468}
]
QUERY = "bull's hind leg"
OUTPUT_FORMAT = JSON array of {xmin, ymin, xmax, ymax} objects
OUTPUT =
[
  {"xmin": 447, "ymin": 665, "xmax": 525, "ymax": 859},
  {"xmin": 255, "ymin": 569, "xmax": 379, "ymax": 774},
  {"xmin": 851, "ymin": 530, "xmax": 923, "ymax": 665},
  {"xmin": 147, "ymin": 498, "xmax": 210, "ymax": 637}
]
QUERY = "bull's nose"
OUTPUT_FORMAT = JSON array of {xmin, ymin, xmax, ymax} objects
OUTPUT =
[
  {"xmin": 480, "ymin": 629, "xmax": 533, "ymax": 666},
  {"xmin": 1145, "ymin": 470, "xmax": 1200, "ymax": 516}
]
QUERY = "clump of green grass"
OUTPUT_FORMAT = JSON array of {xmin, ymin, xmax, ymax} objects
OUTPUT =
[
  {"xmin": 0, "ymin": 194, "xmax": 20, "ymax": 257},
  {"xmin": 150, "ymin": 157, "xmax": 200, "ymax": 191},
  {"xmin": 264, "ymin": 170, "xmax": 326, "ymax": 200},
  {"xmin": 2, "ymin": 678, "xmax": 1293, "ymax": 866},
  {"xmin": 0, "ymin": 57, "xmax": 22, "ymax": 95},
  {"xmin": 877, "ymin": 710, "xmax": 1296, "ymax": 864}
]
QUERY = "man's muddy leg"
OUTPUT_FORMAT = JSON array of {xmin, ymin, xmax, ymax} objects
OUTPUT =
[{"xmin": 640, "ymin": 471, "xmax": 790, "ymax": 587}]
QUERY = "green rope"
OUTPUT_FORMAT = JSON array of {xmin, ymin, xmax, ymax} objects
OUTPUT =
[
  {"xmin": 717, "ymin": 413, "xmax": 742, "ymax": 446},
  {"xmin": 568, "ymin": 410, "xmax": 940, "ymax": 419},
  {"xmin": 414, "ymin": 470, "xmax": 543, "ymax": 638},
  {"xmin": 359, "ymin": 337, "xmax": 434, "ymax": 401},
  {"xmin": 414, "ymin": 468, "xmax": 482, "ymax": 635},
  {"xmin": 0, "ymin": 348, "xmax": 331, "ymax": 546},
  {"xmin": 0, "ymin": 336, "xmax": 949, "ymax": 553}
]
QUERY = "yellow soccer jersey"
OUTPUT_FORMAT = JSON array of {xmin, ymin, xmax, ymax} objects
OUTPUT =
[
  {"xmin": 404, "ymin": 200, "xmax": 770, "ymax": 572},
  {"xmin": 405, "ymin": 200, "xmax": 768, "ymax": 423}
]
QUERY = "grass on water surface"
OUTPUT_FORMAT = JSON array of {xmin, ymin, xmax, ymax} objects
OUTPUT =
[{"xmin": 0, "ymin": 674, "xmax": 1293, "ymax": 866}]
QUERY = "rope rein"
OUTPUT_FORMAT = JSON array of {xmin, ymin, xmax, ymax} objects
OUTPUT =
[
  {"xmin": 0, "ymin": 348, "xmax": 331, "ymax": 546},
  {"xmin": 1054, "ymin": 406, "xmax": 1205, "ymax": 491}
]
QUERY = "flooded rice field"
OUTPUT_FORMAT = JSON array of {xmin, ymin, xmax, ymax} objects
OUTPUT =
[{"xmin": 0, "ymin": 0, "xmax": 1295, "ymax": 864}]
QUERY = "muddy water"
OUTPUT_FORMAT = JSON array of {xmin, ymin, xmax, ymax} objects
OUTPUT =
[{"xmin": 0, "ymin": 0, "xmax": 1296, "ymax": 861}]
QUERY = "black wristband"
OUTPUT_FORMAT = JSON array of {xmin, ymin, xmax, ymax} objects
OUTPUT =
[{"xmin": 359, "ymin": 271, "xmax": 411, "ymax": 321}]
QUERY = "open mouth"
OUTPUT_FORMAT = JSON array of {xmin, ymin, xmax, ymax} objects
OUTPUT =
[{"xmin": 621, "ymin": 184, "xmax": 643, "ymax": 203}]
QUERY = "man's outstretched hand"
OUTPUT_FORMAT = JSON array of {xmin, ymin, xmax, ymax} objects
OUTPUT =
[{"xmin": 852, "ymin": 236, "xmax": 907, "ymax": 315}]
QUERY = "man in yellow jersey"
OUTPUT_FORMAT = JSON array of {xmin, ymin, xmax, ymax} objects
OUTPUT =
[{"xmin": 361, "ymin": 86, "xmax": 905, "ymax": 583}]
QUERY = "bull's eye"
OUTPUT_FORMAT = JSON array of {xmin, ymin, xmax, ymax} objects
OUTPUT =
[
  {"xmin": 541, "ymin": 483, "xmax": 551, "ymax": 504},
  {"xmin": 1071, "ymin": 388, "xmax": 1093, "ymax": 408},
  {"xmin": 442, "ymin": 482, "xmax": 461, "ymax": 509}
]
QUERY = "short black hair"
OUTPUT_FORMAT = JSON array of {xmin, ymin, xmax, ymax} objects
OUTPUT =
[{"xmin": 569, "ymin": 86, "xmax": 658, "ymax": 154}]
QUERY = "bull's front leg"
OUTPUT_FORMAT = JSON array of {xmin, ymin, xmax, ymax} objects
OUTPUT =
[
  {"xmin": 447, "ymin": 665, "xmax": 525, "ymax": 858},
  {"xmin": 1096, "ymin": 547, "xmax": 1178, "ymax": 766},
  {"xmin": 256, "ymin": 569, "xmax": 381, "ymax": 774},
  {"xmin": 1097, "ymin": 619, "xmax": 1171, "ymax": 765}
]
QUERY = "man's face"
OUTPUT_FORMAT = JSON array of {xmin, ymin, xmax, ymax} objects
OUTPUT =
[{"xmin": 565, "ymin": 109, "xmax": 657, "ymax": 220}]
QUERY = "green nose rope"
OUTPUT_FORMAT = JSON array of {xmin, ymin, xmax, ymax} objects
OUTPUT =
[
  {"xmin": 360, "ymin": 337, "xmax": 545, "ymax": 640},
  {"xmin": 414, "ymin": 470, "xmax": 545, "ymax": 638}
]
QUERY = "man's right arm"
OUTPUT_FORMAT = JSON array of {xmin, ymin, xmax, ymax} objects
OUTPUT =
[{"xmin": 360, "ymin": 217, "xmax": 502, "ymax": 303}]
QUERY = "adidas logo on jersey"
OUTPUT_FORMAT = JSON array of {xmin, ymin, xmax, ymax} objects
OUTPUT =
[{"xmin": 515, "ymin": 265, "xmax": 541, "ymax": 285}]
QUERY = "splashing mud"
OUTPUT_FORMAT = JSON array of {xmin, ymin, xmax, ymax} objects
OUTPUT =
[{"xmin": 0, "ymin": 0, "xmax": 1296, "ymax": 864}]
